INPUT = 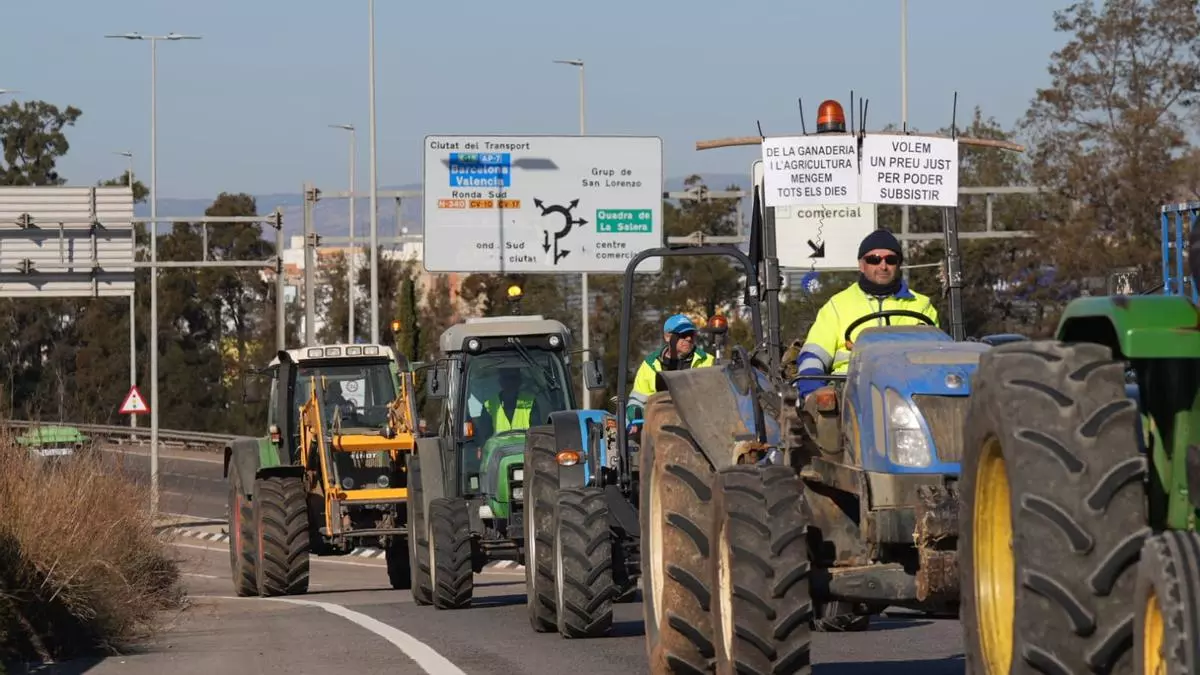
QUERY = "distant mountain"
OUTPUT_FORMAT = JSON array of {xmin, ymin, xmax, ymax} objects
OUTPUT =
[{"xmin": 134, "ymin": 173, "xmax": 753, "ymax": 242}]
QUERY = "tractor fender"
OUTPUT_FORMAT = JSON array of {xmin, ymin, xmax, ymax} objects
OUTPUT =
[
  {"xmin": 1056, "ymin": 295, "xmax": 1200, "ymax": 359},
  {"xmin": 547, "ymin": 410, "xmax": 588, "ymax": 489},
  {"xmin": 659, "ymin": 363, "xmax": 778, "ymax": 470},
  {"xmin": 225, "ymin": 437, "xmax": 264, "ymax": 499},
  {"xmin": 415, "ymin": 437, "xmax": 446, "ymax": 514}
]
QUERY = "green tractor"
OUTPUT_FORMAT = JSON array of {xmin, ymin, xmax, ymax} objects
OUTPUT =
[
  {"xmin": 406, "ymin": 293, "xmax": 590, "ymax": 609},
  {"xmin": 957, "ymin": 200, "xmax": 1200, "ymax": 674}
]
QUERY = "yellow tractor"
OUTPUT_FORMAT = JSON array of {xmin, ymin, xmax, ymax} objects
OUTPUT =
[{"xmin": 224, "ymin": 343, "xmax": 421, "ymax": 596}]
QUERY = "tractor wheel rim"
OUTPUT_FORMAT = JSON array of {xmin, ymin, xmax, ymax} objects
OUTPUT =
[
  {"xmin": 974, "ymin": 437, "xmax": 1014, "ymax": 674},
  {"xmin": 1144, "ymin": 588, "xmax": 1165, "ymax": 675}
]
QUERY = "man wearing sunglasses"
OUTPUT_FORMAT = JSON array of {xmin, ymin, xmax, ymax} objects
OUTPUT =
[
  {"xmin": 792, "ymin": 229, "xmax": 939, "ymax": 401},
  {"xmin": 626, "ymin": 313, "xmax": 715, "ymax": 422}
]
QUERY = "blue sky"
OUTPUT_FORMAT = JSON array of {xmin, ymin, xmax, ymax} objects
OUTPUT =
[{"xmin": 4, "ymin": 0, "xmax": 1067, "ymax": 199}]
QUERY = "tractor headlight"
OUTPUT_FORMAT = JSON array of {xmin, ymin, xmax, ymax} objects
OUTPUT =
[
  {"xmin": 884, "ymin": 388, "xmax": 932, "ymax": 468},
  {"xmin": 512, "ymin": 468, "xmax": 523, "ymax": 482},
  {"xmin": 512, "ymin": 486, "xmax": 524, "ymax": 501}
]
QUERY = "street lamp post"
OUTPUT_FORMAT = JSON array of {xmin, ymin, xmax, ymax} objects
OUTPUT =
[
  {"xmin": 367, "ymin": 0, "xmax": 381, "ymax": 344},
  {"xmin": 329, "ymin": 124, "xmax": 357, "ymax": 343},
  {"xmin": 105, "ymin": 31, "xmax": 201, "ymax": 515},
  {"xmin": 552, "ymin": 58, "xmax": 589, "ymax": 409},
  {"xmin": 114, "ymin": 150, "xmax": 134, "ymax": 186}
]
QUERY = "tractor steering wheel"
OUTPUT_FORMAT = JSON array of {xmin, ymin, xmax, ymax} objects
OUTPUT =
[{"xmin": 843, "ymin": 309, "xmax": 936, "ymax": 344}]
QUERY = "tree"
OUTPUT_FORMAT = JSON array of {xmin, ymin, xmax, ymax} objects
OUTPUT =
[
  {"xmin": 0, "ymin": 100, "xmax": 82, "ymax": 186},
  {"xmin": 1021, "ymin": 0, "xmax": 1200, "ymax": 290}
]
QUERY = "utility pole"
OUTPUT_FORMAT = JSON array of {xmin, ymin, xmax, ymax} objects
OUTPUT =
[
  {"xmin": 900, "ymin": 0, "xmax": 911, "ymax": 280},
  {"xmin": 329, "ymin": 123, "xmax": 357, "ymax": 342},
  {"xmin": 104, "ymin": 31, "xmax": 201, "ymax": 515},
  {"xmin": 115, "ymin": 149, "xmax": 136, "ymax": 431},
  {"xmin": 367, "ymin": 0, "xmax": 381, "ymax": 344},
  {"xmin": 303, "ymin": 182, "xmax": 319, "ymax": 346},
  {"xmin": 553, "ymin": 57, "xmax": 589, "ymax": 409}
]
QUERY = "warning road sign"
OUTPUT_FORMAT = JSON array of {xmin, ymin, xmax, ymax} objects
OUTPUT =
[{"xmin": 120, "ymin": 386, "xmax": 149, "ymax": 415}]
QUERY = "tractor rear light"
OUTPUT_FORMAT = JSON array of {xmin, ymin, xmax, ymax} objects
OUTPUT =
[
  {"xmin": 463, "ymin": 421, "xmax": 475, "ymax": 439},
  {"xmin": 269, "ymin": 424, "xmax": 281, "ymax": 443},
  {"xmin": 556, "ymin": 450, "xmax": 580, "ymax": 466}
]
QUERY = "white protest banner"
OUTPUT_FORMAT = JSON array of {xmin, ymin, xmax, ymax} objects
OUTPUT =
[
  {"xmin": 760, "ymin": 135, "xmax": 859, "ymax": 208},
  {"xmin": 860, "ymin": 134, "xmax": 958, "ymax": 207}
]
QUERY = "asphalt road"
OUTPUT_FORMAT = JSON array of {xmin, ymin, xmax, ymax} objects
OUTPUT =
[{"xmin": 66, "ymin": 443, "xmax": 969, "ymax": 675}]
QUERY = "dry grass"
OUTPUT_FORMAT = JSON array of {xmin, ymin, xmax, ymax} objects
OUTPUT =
[{"xmin": 0, "ymin": 428, "xmax": 184, "ymax": 663}]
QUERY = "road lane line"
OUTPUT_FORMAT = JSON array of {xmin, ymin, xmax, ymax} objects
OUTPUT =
[
  {"xmin": 269, "ymin": 597, "xmax": 467, "ymax": 675},
  {"xmin": 171, "ymin": 541, "xmax": 387, "ymax": 568}
]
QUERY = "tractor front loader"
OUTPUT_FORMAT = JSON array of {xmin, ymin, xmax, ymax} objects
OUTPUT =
[
  {"xmin": 958, "ymin": 200, "xmax": 1200, "ymax": 675},
  {"xmin": 223, "ymin": 343, "xmax": 421, "ymax": 597}
]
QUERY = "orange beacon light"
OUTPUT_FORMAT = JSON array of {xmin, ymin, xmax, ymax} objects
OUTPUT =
[{"xmin": 816, "ymin": 100, "xmax": 847, "ymax": 134}]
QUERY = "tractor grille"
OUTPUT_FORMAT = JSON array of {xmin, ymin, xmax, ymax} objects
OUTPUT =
[
  {"xmin": 911, "ymin": 395, "xmax": 968, "ymax": 463},
  {"xmin": 331, "ymin": 451, "xmax": 402, "ymax": 491}
]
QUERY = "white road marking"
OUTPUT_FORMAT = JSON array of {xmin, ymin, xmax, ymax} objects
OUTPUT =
[
  {"xmin": 270, "ymin": 597, "xmax": 468, "ymax": 675},
  {"xmin": 171, "ymin": 541, "xmax": 386, "ymax": 568},
  {"xmin": 183, "ymin": 572, "xmax": 219, "ymax": 579}
]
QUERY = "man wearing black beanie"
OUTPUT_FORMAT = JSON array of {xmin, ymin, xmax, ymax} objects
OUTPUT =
[{"xmin": 791, "ymin": 228, "xmax": 940, "ymax": 401}]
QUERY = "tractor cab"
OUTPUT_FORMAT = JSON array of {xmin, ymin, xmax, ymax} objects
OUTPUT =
[
  {"xmin": 424, "ymin": 297, "xmax": 578, "ymax": 538},
  {"xmin": 458, "ymin": 342, "xmax": 574, "ymax": 502}
]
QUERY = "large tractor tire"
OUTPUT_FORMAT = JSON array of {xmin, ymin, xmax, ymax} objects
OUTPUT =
[
  {"xmin": 428, "ymin": 497, "xmax": 473, "ymax": 609},
  {"xmin": 1134, "ymin": 530, "xmax": 1200, "ymax": 674},
  {"xmin": 252, "ymin": 475, "xmax": 311, "ymax": 597},
  {"xmin": 959, "ymin": 340, "xmax": 1148, "ymax": 674},
  {"xmin": 227, "ymin": 469, "xmax": 257, "ymax": 597},
  {"xmin": 553, "ymin": 486, "xmax": 615, "ymax": 638},
  {"xmin": 710, "ymin": 464, "xmax": 813, "ymax": 675},
  {"xmin": 406, "ymin": 454, "xmax": 433, "ymax": 604},
  {"xmin": 640, "ymin": 393, "xmax": 716, "ymax": 674},
  {"xmin": 524, "ymin": 425, "xmax": 560, "ymax": 631},
  {"xmin": 386, "ymin": 536, "xmax": 412, "ymax": 590}
]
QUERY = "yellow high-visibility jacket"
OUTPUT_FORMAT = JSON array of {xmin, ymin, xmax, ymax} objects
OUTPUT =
[
  {"xmin": 484, "ymin": 393, "xmax": 535, "ymax": 432},
  {"xmin": 627, "ymin": 346, "xmax": 714, "ymax": 415},
  {"xmin": 794, "ymin": 281, "xmax": 938, "ymax": 395}
]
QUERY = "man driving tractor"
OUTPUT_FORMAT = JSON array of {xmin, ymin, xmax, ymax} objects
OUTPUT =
[
  {"xmin": 480, "ymin": 366, "xmax": 541, "ymax": 437},
  {"xmin": 793, "ymin": 229, "xmax": 940, "ymax": 400},
  {"xmin": 626, "ymin": 313, "xmax": 715, "ymax": 421}
]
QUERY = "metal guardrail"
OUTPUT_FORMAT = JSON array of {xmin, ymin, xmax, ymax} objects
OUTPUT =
[{"xmin": 0, "ymin": 419, "xmax": 238, "ymax": 449}]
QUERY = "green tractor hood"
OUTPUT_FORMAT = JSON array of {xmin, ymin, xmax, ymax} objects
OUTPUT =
[{"xmin": 480, "ymin": 430, "xmax": 526, "ymax": 519}]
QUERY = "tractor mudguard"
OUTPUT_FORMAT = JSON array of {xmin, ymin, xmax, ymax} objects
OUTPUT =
[
  {"xmin": 548, "ymin": 410, "xmax": 588, "ymax": 489},
  {"xmin": 415, "ymin": 437, "xmax": 445, "ymax": 513},
  {"xmin": 1057, "ymin": 295, "xmax": 1200, "ymax": 358},
  {"xmin": 225, "ymin": 437, "xmax": 266, "ymax": 499},
  {"xmin": 658, "ymin": 363, "xmax": 779, "ymax": 470}
]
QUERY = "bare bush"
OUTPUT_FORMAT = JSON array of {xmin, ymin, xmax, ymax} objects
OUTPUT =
[{"xmin": 0, "ymin": 428, "xmax": 184, "ymax": 663}]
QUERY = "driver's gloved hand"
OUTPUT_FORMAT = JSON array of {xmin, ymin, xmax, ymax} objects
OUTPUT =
[{"xmin": 794, "ymin": 369, "xmax": 826, "ymax": 401}]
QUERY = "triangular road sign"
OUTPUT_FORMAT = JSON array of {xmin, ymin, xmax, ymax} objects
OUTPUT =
[{"xmin": 120, "ymin": 385, "xmax": 149, "ymax": 415}]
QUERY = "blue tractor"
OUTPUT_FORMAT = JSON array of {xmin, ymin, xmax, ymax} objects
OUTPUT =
[{"xmin": 620, "ymin": 107, "xmax": 1031, "ymax": 673}]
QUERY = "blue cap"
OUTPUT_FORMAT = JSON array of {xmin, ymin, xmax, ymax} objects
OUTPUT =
[{"xmin": 663, "ymin": 314, "xmax": 696, "ymax": 334}]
